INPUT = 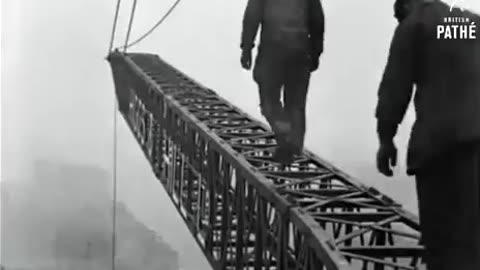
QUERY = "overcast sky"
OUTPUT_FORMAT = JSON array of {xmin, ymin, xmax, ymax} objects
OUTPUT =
[{"xmin": 3, "ymin": 0, "xmax": 480, "ymax": 269}]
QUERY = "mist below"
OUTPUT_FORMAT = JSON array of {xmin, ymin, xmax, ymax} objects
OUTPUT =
[{"xmin": 1, "ymin": 161, "xmax": 180, "ymax": 270}]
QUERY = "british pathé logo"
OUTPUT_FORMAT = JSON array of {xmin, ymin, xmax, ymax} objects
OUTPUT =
[{"xmin": 437, "ymin": 0, "xmax": 476, "ymax": 39}]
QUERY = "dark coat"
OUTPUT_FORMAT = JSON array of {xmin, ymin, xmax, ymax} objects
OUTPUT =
[
  {"xmin": 376, "ymin": 0, "xmax": 480, "ymax": 174},
  {"xmin": 240, "ymin": 0, "xmax": 325, "ymax": 57}
]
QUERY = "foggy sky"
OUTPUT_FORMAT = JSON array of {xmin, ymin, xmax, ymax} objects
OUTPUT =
[{"xmin": 3, "ymin": 0, "xmax": 480, "ymax": 269}]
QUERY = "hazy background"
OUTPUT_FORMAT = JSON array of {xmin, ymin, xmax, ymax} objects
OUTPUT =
[{"xmin": 2, "ymin": 0, "xmax": 480, "ymax": 269}]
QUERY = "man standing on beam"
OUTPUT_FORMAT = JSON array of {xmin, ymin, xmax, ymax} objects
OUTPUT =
[
  {"xmin": 240, "ymin": 0, "xmax": 325, "ymax": 164},
  {"xmin": 375, "ymin": 0, "xmax": 480, "ymax": 269}
]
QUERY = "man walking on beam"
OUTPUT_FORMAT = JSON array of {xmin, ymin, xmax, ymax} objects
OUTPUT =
[
  {"xmin": 375, "ymin": 0, "xmax": 480, "ymax": 269},
  {"xmin": 240, "ymin": 0, "xmax": 325, "ymax": 164}
]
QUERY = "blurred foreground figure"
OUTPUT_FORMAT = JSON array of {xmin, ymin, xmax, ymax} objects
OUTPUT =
[
  {"xmin": 375, "ymin": 0, "xmax": 480, "ymax": 269},
  {"xmin": 240, "ymin": 0, "xmax": 325, "ymax": 163}
]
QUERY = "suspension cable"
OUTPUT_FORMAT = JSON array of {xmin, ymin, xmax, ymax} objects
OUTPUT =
[
  {"xmin": 107, "ymin": 1, "xmax": 182, "ymax": 267},
  {"xmin": 111, "ymin": 99, "xmax": 118, "ymax": 270},
  {"xmin": 119, "ymin": 0, "xmax": 182, "ymax": 51},
  {"xmin": 108, "ymin": 0, "xmax": 123, "ymax": 53},
  {"xmin": 123, "ymin": 0, "xmax": 139, "ymax": 52},
  {"xmin": 106, "ymin": 1, "xmax": 123, "ymax": 270}
]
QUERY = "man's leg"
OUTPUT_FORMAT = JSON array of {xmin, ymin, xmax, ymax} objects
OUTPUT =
[
  {"xmin": 415, "ymin": 142, "xmax": 480, "ymax": 270},
  {"xmin": 283, "ymin": 52, "xmax": 311, "ymax": 155},
  {"xmin": 253, "ymin": 48, "xmax": 292, "ymax": 161}
]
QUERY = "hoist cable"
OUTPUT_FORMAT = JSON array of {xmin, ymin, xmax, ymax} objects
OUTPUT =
[
  {"xmin": 123, "ymin": 0, "xmax": 139, "ymax": 52},
  {"xmin": 119, "ymin": 0, "xmax": 182, "ymax": 51},
  {"xmin": 111, "ymin": 100, "xmax": 118, "ymax": 270},
  {"xmin": 106, "ymin": 1, "xmax": 123, "ymax": 269},
  {"xmin": 108, "ymin": 0, "xmax": 123, "ymax": 53},
  {"xmin": 107, "ymin": 1, "xmax": 182, "ymax": 268}
]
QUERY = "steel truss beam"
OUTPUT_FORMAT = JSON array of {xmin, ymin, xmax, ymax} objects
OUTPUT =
[{"xmin": 107, "ymin": 52, "xmax": 425, "ymax": 270}]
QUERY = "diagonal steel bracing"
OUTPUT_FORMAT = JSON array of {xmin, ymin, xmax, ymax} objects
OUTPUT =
[{"xmin": 107, "ymin": 51, "xmax": 425, "ymax": 270}]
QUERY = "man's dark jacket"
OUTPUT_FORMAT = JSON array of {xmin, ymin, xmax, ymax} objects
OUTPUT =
[
  {"xmin": 376, "ymin": 0, "xmax": 480, "ymax": 174},
  {"xmin": 240, "ymin": 0, "xmax": 325, "ymax": 57}
]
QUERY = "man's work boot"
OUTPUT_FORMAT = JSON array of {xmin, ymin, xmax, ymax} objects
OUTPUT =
[
  {"xmin": 284, "ymin": 132, "xmax": 303, "ymax": 156},
  {"xmin": 290, "ymin": 143, "xmax": 303, "ymax": 156},
  {"xmin": 260, "ymin": 103, "xmax": 290, "ymax": 143},
  {"xmin": 291, "ymin": 138, "xmax": 304, "ymax": 156},
  {"xmin": 269, "ymin": 118, "xmax": 291, "ymax": 149},
  {"xmin": 273, "ymin": 145, "xmax": 295, "ymax": 165},
  {"xmin": 271, "ymin": 119, "xmax": 295, "ymax": 165},
  {"xmin": 272, "ymin": 119, "xmax": 291, "ymax": 138},
  {"xmin": 284, "ymin": 109, "xmax": 305, "ymax": 156}
]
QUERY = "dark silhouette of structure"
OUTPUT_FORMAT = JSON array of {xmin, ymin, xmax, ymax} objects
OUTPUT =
[{"xmin": 107, "ymin": 52, "xmax": 425, "ymax": 270}]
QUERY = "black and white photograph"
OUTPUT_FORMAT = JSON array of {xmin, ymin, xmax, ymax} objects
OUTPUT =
[{"xmin": 2, "ymin": 0, "xmax": 480, "ymax": 269}]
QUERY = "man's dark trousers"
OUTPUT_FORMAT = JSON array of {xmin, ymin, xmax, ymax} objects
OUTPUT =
[
  {"xmin": 253, "ymin": 45, "xmax": 311, "ymax": 152},
  {"xmin": 415, "ymin": 142, "xmax": 480, "ymax": 270}
]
